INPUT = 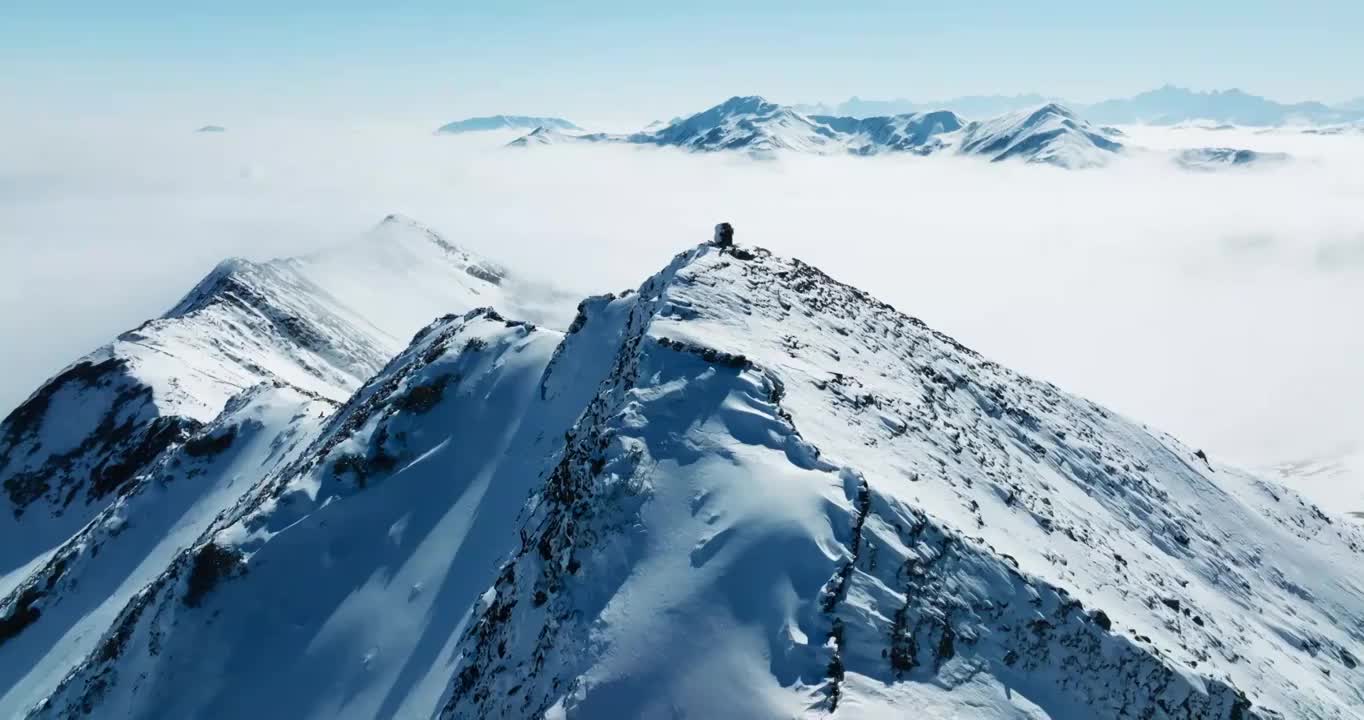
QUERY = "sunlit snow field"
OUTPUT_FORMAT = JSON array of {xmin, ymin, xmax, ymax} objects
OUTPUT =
[{"xmin": 2, "ymin": 117, "xmax": 1362, "ymax": 486}]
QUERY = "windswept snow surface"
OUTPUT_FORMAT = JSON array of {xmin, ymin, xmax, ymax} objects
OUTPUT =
[{"xmin": 20, "ymin": 240, "xmax": 1362, "ymax": 719}]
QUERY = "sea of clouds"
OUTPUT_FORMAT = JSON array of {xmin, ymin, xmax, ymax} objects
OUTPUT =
[{"xmin": 2, "ymin": 116, "xmax": 1362, "ymax": 472}]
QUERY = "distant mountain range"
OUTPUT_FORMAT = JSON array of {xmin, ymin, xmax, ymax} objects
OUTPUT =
[
  {"xmin": 799, "ymin": 85, "xmax": 1364, "ymax": 126},
  {"xmin": 508, "ymin": 96, "xmax": 1126, "ymax": 168},
  {"xmin": 435, "ymin": 115, "xmax": 581, "ymax": 134},
  {"xmin": 795, "ymin": 94, "xmax": 1057, "ymax": 120},
  {"xmin": 445, "ymin": 87, "xmax": 1364, "ymax": 145},
  {"xmin": 506, "ymin": 95, "xmax": 1288, "ymax": 171},
  {"xmin": 1081, "ymin": 86, "xmax": 1361, "ymax": 126}
]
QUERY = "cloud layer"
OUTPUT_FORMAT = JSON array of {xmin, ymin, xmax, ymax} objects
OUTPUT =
[{"xmin": 2, "ymin": 119, "xmax": 1362, "ymax": 468}]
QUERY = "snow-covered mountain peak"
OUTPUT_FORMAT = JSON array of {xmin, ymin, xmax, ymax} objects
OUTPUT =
[
  {"xmin": 635, "ymin": 95, "xmax": 842, "ymax": 153},
  {"xmin": 441, "ymin": 240, "xmax": 1361, "ymax": 718},
  {"xmin": 363, "ymin": 212, "xmax": 505, "ymax": 280},
  {"xmin": 504, "ymin": 125, "xmax": 587, "ymax": 147},
  {"xmin": 711, "ymin": 94, "xmax": 783, "ymax": 115},
  {"xmin": 959, "ymin": 102, "xmax": 1124, "ymax": 167},
  {"xmin": 0, "ymin": 215, "xmax": 570, "ymax": 590},
  {"xmin": 7, "ymin": 234, "xmax": 1363, "ymax": 719}
]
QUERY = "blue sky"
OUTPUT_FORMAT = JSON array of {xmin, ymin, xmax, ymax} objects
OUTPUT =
[{"xmin": 4, "ymin": 1, "xmax": 1363, "ymax": 126}]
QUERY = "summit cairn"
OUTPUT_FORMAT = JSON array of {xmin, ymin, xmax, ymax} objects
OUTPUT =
[{"xmin": 712, "ymin": 222, "xmax": 734, "ymax": 249}]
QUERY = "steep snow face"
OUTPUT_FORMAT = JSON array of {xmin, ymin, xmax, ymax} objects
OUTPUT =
[
  {"xmin": 633, "ymin": 96, "xmax": 845, "ymax": 154},
  {"xmin": 811, "ymin": 111, "xmax": 965, "ymax": 156},
  {"xmin": 0, "ymin": 215, "xmax": 571, "ymax": 600},
  {"xmin": 1174, "ymin": 147, "xmax": 1291, "ymax": 171},
  {"xmin": 27, "ymin": 309, "xmax": 619, "ymax": 720},
  {"xmin": 957, "ymin": 104, "xmax": 1124, "ymax": 167},
  {"xmin": 445, "ymin": 245, "xmax": 1363, "ymax": 719},
  {"xmin": 436, "ymin": 115, "xmax": 581, "ymax": 134},
  {"xmin": 0, "ymin": 254, "xmax": 385, "ymax": 576},
  {"xmin": 0, "ymin": 384, "xmax": 334, "ymax": 718}
]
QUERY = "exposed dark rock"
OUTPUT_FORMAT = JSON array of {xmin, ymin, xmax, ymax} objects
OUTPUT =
[
  {"xmin": 182, "ymin": 424, "xmax": 240, "ymax": 458},
  {"xmin": 396, "ymin": 374, "xmax": 455, "ymax": 414},
  {"xmin": 183, "ymin": 543, "xmax": 245, "ymax": 608}
]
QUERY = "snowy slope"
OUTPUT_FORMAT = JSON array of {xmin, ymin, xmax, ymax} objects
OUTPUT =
[
  {"xmin": 506, "ymin": 127, "xmax": 577, "ymax": 147},
  {"xmin": 0, "ymin": 384, "xmax": 334, "ymax": 716},
  {"xmin": 26, "ymin": 239, "xmax": 1364, "ymax": 719},
  {"xmin": 439, "ymin": 244, "xmax": 1363, "ymax": 719},
  {"xmin": 27, "ymin": 308, "xmax": 615, "ymax": 719},
  {"xmin": 809, "ymin": 111, "xmax": 965, "ymax": 156},
  {"xmin": 505, "ymin": 127, "xmax": 616, "ymax": 148},
  {"xmin": 0, "ymin": 215, "xmax": 559, "ymax": 534},
  {"xmin": 0, "ymin": 216, "xmax": 576, "ymax": 715},
  {"xmin": 0, "ymin": 256, "xmax": 386, "ymax": 579},
  {"xmin": 957, "ymin": 104, "xmax": 1124, "ymax": 168}
]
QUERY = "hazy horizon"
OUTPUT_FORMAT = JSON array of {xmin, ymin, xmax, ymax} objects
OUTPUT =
[
  {"xmin": 4, "ymin": 120, "xmax": 1363, "ymax": 474},
  {"xmin": 5, "ymin": 2, "xmax": 1364, "ymax": 129}
]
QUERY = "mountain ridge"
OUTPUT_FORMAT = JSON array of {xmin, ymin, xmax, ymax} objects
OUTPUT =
[
  {"xmin": 13, "ymin": 237, "xmax": 1360, "ymax": 719},
  {"xmin": 0, "ymin": 217, "xmax": 574, "ymax": 714},
  {"xmin": 441, "ymin": 241, "xmax": 1364, "ymax": 718}
]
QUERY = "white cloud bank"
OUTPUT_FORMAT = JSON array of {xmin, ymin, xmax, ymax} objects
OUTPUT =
[{"xmin": 1, "ymin": 117, "xmax": 1362, "ymax": 470}]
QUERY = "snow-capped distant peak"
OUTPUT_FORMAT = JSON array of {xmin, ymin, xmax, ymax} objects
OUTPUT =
[
  {"xmin": 957, "ymin": 102, "xmax": 1124, "ymax": 167},
  {"xmin": 504, "ymin": 125, "xmax": 587, "ymax": 147},
  {"xmin": 435, "ymin": 115, "xmax": 582, "ymax": 135},
  {"xmin": 635, "ymin": 95, "xmax": 843, "ymax": 153},
  {"xmin": 1174, "ymin": 146, "xmax": 1291, "ymax": 171}
]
